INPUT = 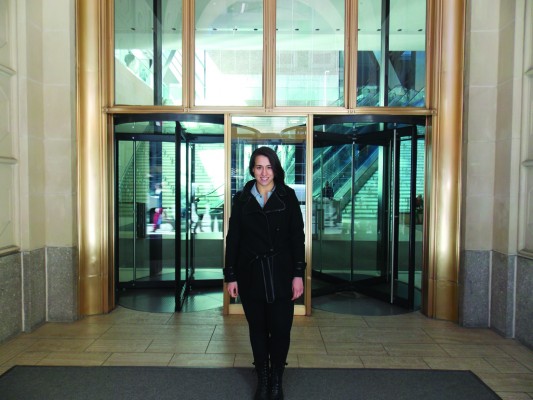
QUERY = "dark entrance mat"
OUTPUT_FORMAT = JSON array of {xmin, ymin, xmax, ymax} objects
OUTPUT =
[{"xmin": 0, "ymin": 366, "xmax": 501, "ymax": 400}]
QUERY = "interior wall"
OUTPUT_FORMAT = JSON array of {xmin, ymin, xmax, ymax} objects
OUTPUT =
[
  {"xmin": 460, "ymin": 0, "xmax": 499, "ymax": 327},
  {"xmin": 515, "ymin": 0, "xmax": 533, "ymax": 348},
  {"xmin": 41, "ymin": 0, "xmax": 78, "ymax": 322},
  {"xmin": 0, "ymin": 0, "xmax": 77, "ymax": 343},
  {"xmin": 462, "ymin": 0, "xmax": 533, "ymax": 349}
]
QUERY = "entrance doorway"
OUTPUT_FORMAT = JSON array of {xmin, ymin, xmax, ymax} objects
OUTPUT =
[
  {"xmin": 114, "ymin": 114, "xmax": 225, "ymax": 312},
  {"xmin": 312, "ymin": 115, "xmax": 425, "ymax": 311}
]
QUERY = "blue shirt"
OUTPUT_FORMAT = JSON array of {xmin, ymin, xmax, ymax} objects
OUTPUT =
[{"xmin": 251, "ymin": 183, "xmax": 275, "ymax": 208}]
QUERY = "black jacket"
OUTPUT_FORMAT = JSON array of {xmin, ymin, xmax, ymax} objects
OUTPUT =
[{"xmin": 224, "ymin": 180, "xmax": 306, "ymax": 302}]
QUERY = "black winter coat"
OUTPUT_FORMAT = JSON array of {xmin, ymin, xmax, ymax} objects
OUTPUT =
[{"xmin": 224, "ymin": 180, "xmax": 306, "ymax": 302}]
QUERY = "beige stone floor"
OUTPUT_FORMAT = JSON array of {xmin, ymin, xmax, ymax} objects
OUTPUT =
[{"xmin": 0, "ymin": 306, "xmax": 532, "ymax": 399}]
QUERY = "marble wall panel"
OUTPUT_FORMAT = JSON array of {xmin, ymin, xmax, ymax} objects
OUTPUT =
[
  {"xmin": 458, "ymin": 250, "xmax": 490, "ymax": 327},
  {"xmin": 490, "ymin": 251, "xmax": 515, "ymax": 337},
  {"xmin": 22, "ymin": 248, "xmax": 46, "ymax": 331},
  {"xmin": 515, "ymin": 256, "xmax": 533, "ymax": 349},
  {"xmin": 0, "ymin": 252, "xmax": 21, "ymax": 343},
  {"xmin": 47, "ymin": 246, "xmax": 78, "ymax": 321}
]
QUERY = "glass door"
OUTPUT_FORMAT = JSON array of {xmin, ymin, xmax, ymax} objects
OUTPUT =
[
  {"xmin": 116, "ymin": 138, "xmax": 177, "ymax": 280},
  {"xmin": 312, "ymin": 116, "xmax": 425, "ymax": 310},
  {"xmin": 114, "ymin": 115, "xmax": 224, "ymax": 312},
  {"xmin": 228, "ymin": 115, "xmax": 308, "ymax": 313}
]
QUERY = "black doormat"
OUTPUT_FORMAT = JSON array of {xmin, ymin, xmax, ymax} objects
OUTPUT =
[{"xmin": 0, "ymin": 366, "xmax": 501, "ymax": 400}]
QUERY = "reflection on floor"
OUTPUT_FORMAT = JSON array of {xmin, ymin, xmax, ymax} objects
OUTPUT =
[
  {"xmin": 118, "ymin": 287, "xmax": 223, "ymax": 313},
  {"xmin": 119, "ymin": 286, "xmax": 410, "ymax": 317},
  {"xmin": 312, "ymin": 291, "xmax": 410, "ymax": 316}
]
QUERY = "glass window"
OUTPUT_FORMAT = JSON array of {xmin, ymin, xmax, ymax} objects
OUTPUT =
[
  {"xmin": 115, "ymin": 0, "xmax": 183, "ymax": 105},
  {"xmin": 276, "ymin": 0, "xmax": 345, "ymax": 107},
  {"xmin": 195, "ymin": 0, "xmax": 263, "ymax": 106},
  {"xmin": 357, "ymin": 0, "xmax": 426, "ymax": 107}
]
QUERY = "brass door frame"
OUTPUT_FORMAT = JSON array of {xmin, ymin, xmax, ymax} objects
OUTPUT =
[{"xmin": 76, "ymin": 0, "xmax": 465, "ymax": 320}]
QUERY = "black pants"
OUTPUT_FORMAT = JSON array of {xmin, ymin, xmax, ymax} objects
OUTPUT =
[{"xmin": 241, "ymin": 296, "xmax": 295, "ymax": 366}]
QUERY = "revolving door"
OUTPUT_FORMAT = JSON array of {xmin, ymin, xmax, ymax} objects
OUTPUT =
[
  {"xmin": 312, "ymin": 116, "xmax": 425, "ymax": 309},
  {"xmin": 114, "ymin": 114, "xmax": 225, "ymax": 311}
]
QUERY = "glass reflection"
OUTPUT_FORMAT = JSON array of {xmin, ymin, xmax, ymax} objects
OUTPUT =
[
  {"xmin": 276, "ymin": 0, "xmax": 345, "ymax": 107},
  {"xmin": 357, "ymin": 0, "xmax": 426, "ymax": 107},
  {"xmin": 195, "ymin": 0, "xmax": 263, "ymax": 106},
  {"xmin": 115, "ymin": 0, "xmax": 183, "ymax": 106}
]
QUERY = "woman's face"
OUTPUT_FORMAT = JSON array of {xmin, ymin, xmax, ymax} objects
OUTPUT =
[{"xmin": 253, "ymin": 155, "xmax": 275, "ymax": 191}]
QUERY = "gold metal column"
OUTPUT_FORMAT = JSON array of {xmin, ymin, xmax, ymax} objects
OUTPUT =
[
  {"xmin": 424, "ymin": 0, "xmax": 466, "ymax": 321},
  {"xmin": 76, "ymin": 0, "xmax": 113, "ymax": 315}
]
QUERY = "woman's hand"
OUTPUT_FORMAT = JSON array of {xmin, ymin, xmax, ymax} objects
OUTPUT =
[
  {"xmin": 291, "ymin": 277, "xmax": 304, "ymax": 301},
  {"xmin": 227, "ymin": 281, "xmax": 239, "ymax": 298}
]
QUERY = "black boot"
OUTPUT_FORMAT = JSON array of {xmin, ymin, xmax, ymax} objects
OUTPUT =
[
  {"xmin": 270, "ymin": 363, "xmax": 285, "ymax": 400},
  {"xmin": 254, "ymin": 361, "xmax": 270, "ymax": 400}
]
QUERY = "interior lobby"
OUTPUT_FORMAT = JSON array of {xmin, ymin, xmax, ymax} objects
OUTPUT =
[{"xmin": 0, "ymin": 0, "xmax": 532, "ymax": 398}]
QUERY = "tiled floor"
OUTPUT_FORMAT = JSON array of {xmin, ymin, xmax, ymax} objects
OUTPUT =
[{"xmin": 0, "ymin": 306, "xmax": 532, "ymax": 399}]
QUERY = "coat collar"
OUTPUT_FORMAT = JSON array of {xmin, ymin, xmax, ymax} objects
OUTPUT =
[
  {"xmin": 240, "ymin": 179, "xmax": 287, "ymax": 200},
  {"xmin": 240, "ymin": 179, "xmax": 288, "ymax": 213}
]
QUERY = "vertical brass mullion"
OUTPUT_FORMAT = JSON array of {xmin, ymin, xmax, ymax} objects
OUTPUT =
[
  {"xmin": 104, "ymin": 0, "xmax": 115, "ymax": 311},
  {"xmin": 305, "ymin": 113, "xmax": 314, "ymax": 315},
  {"xmin": 183, "ymin": 0, "xmax": 194, "ymax": 108},
  {"xmin": 264, "ymin": 0, "xmax": 275, "ymax": 110},
  {"xmin": 347, "ymin": 0, "xmax": 358, "ymax": 109},
  {"xmin": 426, "ymin": 0, "xmax": 465, "ymax": 321},
  {"xmin": 105, "ymin": 1, "xmax": 115, "ymax": 107},
  {"xmin": 223, "ymin": 113, "xmax": 231, "ymax": 315},
  {"xmin": 77, "ymin": 0, "xmax": 111, "ymax": 315},
  {"xmin": 423, "ymin": 0, "xmax": 438, "ymax": 318},
  {"xmin": 425, "ymin": 0, "xmax": 437, "ymax": 110}
]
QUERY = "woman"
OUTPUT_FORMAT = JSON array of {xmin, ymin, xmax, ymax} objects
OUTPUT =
[{"xmin": 224, "ymin": 146, "xmax": 306, "ymax": 400}]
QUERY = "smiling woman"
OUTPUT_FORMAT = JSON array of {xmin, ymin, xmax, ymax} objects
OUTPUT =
[
  {"xmin": 229, "ymin": 116, "xmax": 308, "ymax": 314},
  {"xmin": 224, "ymin": 144, "xmax": 306, "ymax": 399}
]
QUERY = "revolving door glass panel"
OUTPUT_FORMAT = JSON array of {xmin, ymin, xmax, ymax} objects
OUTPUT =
[
  {"xmin": 116, "ymin": 138, "xmax": 177, "ymax": 286},
  {"xmin": 312, "ymin": 118, "xmax": 424, "ymax": 310},
  {"xmin": 115, "ymin": 117, "xmax": 224, "ymax": 312},
  {"xmin": 230, "ymin": 116, "xmax": 307, "ymax": 306},
  {"xmin": 182, "ymin": 134, "xmax": 225, "ymax": 286}
]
